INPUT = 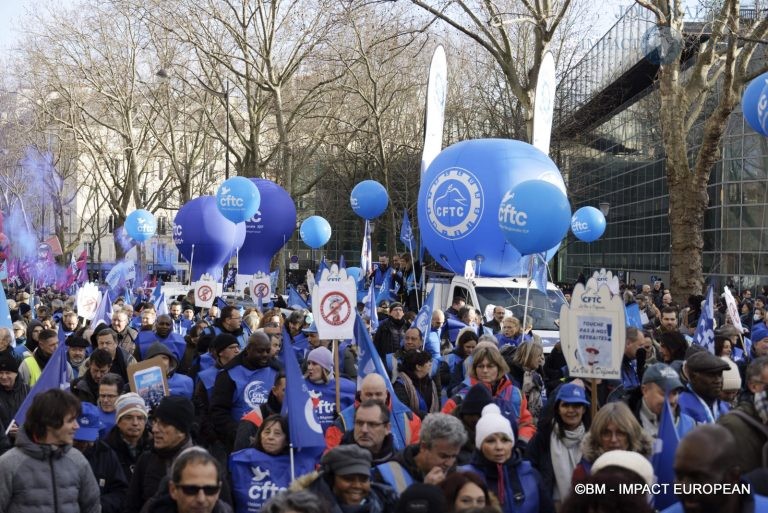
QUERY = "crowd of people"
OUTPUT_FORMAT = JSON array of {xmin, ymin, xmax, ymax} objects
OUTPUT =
[{"xmin": 0, "ymin": 266, "xmax": 766, "ymax": 513}]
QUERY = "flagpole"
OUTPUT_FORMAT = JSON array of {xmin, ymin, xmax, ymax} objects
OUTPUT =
[
  {"xmin": 289, "ymin": 443, "xmax": 296, "ymax": 482},
  {"xmin": 333, "ymin": 339, "xmax": 341, "ymax": 416},
  {"xmin": 407, "ymin": 240, "xmax": 420, "ymax": 311},
  {"xmin": 522, "ymin": 255, "xmax": 534, "ymax": 328},
  {"xmin": 189, "ymin": 244, "xmax": 195, "ymax": 287}
]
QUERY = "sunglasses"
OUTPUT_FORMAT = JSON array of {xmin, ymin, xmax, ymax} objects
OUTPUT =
[{"xmin": 175, "ymin": 483, "xmax": 221, "ymax": 496}]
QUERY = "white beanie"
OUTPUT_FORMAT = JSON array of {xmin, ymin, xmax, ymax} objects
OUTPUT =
[
  {"xmin": 721, "ymin": 357, "xmax": 742, "ymax": 391},
  {"xmin": 474, "ymin": 403, "xmax": 514, "ymax": 447},
  {"xmin": 592, "ymin": 450, "xmax": 655, "ymax": 487}
]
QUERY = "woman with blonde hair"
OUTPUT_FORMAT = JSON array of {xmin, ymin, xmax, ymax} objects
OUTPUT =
[
  {"xmin": 509, "ymin": 341, "xmax": 545, "ymax": 425},
  {"xmin": 442, "ymin": 344, "xmax": 536, "ymax": 445},
  {"xmin": 571, "ymin": 401, "xmax": 653, "ymax": 484}
]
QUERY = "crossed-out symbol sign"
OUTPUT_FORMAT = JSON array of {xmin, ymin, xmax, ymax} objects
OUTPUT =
[
  {"xmin": 320, "ymin": 292, "xmax": 351, "ymax": 327},
  {"xmin": 197, "ymin": 285, "xmax": 213, "ymax": 302},
  {"xmin": 254, "ymin": 283, "xmax": 270, "ymax": 298},
  {"xmin": 83, "ymin": 297, "xmax": 98, "ymax": 315}
]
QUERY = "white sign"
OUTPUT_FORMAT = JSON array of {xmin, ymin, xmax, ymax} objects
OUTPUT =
[
  {"xmin": 311, "ymin": 264, "xmax": 357, "ymax": 340},
  {"xmin": 421, "ymin": 45, "xmax": 447, "ymax": 174},
  {"xmin": 249, "ymin": 272, "xmax": 271, "ymax": 302},
  {"xmin": 235, "ymin": 274, "xmax": 251, "ymax": 295},
  {"xmin": 532, "ymin": 51, "xmax": 555, "ymax": 155},
  {"xmin": 559, "ymin": 282, "xmax": 625, "ymax": 380},
  {"xmin": 722, "ymin": 286, "xmax": 744, "ymax": 333},
  {"xmin": 464, "ymin": 260, "xmax": 476, "ymax": 279},
  {"xmin": 194, "ymin": 279, "xmax": 217, "ymax": 309},
  {"xmin": 76, "ymin": 282, "xmax": 102, "ymax": 321},
  {"xmin": 591, "ymin": 269, "xmax": 620, "ymax": 296}
]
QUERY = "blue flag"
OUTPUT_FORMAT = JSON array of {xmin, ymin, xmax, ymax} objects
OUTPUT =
[
  {"xmin": 93, "ymin": 289, "xmax": 113, "ymax": 328},
  {"xmin": 375, "ymin": 268, "xmax": 396, "ymax": 305},
  {"xmin": 354, "ymin": 314, "xmax": 411, "ymax": 450},
  {"xmin": 155, "ymin": 292, "xmax": 169, "ymax": 316},
  {"xmin": 12, "ymin": 340, "xmax": 70, "ymax": 428},
  {"xmin": 692, "ymin": 285, "xmax": 715, "ymax": 353},
  {"xmin": 400, "ymin": 209, "xmax": 414, "ymax": 250},
  {"xmin": 287, "ymin": 285, "xmax": 309, "ymax": 310},
  {"xmin": 0, "ymin": 285, "xmax": 14, "ymax": 346},
  {"xmin": 412, "ymin": 288, "xmax": 434, "ymax": 343},
  {"xmin": 362, "ymin": 286, "xmax": 379, "ymax": 332},
  {"xmin": 652, "ymin": 399, "xmax": 680, "ymax": 510},
  {"xmin": 531, "ymin": 253, "xmax": 547, "ymax": 292},
  {"xmin": 215, "ymin": 296, "xmax": 228, "ymax": 310},
  {"xmin": 316, "ymin": 257, "xmax": 328, "ymax": 279},
  {"xmin": 625, "ymin": 303, "xmax": 643, "ymax": 328},
  {"xmin": 338, "ymin": 254, "xmax": 346, "ymax": 269},
  {"xmin": 269, "ymin": 270, "xmax": 279, "ymax": 294},
  {"xmin": 124, "ymin": 287, "xmax": 134, "ymax": 308},
  {"xmin": 279, "ymin": 328, "xmax": 326, "ymax": 450},
  {"xmin": 152, "ymin": 280, "xmax": 163, "ymax": 300}
]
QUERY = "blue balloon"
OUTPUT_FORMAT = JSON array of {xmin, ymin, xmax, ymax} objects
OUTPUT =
[
  {"xmin": 238, "ymin": 179, "xmax": 296, "ymax": 275},
  {"xmin": 216, "ymin": 176, "xmax": 261, "ymax": 223},
  {"xmin": 571, "ymin": 206, "xmax": 606, "ymax": 243},
  {"xmin": 173, "ymin": 196, "xmax": 245, "ymax": 281},
  {"xmin": 499, "ymin": 180, "xmax": 571, "ymax": 255},
  {"xmin": 419, "ymin": 139, "xmax": 567, "ymax": 276},
  {"xmin": 300, "ymin": 216, "xmax": 331, "ymax": 249},
  {"xmin": 351, "ymin": 180, "xmax": 388, "ymax": 220},
  {"xmin": 124, "ymin": 209, "xmax": 156, "ymax": 242},
  {"xmin": 742, "ymin": 72, "xmax": 768, "ymax": 136}
]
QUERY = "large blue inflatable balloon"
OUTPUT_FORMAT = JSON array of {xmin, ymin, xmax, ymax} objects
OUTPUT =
[
  {"xmin": 571, "ymin": 206, "xmax": 606, "ymax": 243},
  {"xmin": 124, "ymin": 209, "xmax": 156, "ymax": 242},
  {"xmin": 300, "ymin": 216, "xmax": 332, "ymax": 249},
  {"xmin": 742, "ymin": 72, "xmax": 768, "ymax": 136},
  {"xmin": 498, "ymin": 180, "xmax": 571, "ymax": 255},
  {"xmin": 350, "ymin": 180, "xmax": 388, "ymax": 220},
  {"xmin": 216, "ymin": 176, "xmax": 261, "ymax": 223},
  {"xmin": 419, "ymin": 139, "xmax": 567, "ymax": 276},
  {"xmin": 238, "ymin": 179, "xmax": 296, "ymax": 275},
  {"xmin": 173, "ymin": 196, "xmax": 245, "ymax": 281}
]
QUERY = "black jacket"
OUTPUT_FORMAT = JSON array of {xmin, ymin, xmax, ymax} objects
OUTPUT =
[
  {"xmin": 83, "ymin": 440, "xmax": 129, "ymax": 513},
  {"xmin": 72, "ymin": 371, "xmax": 100, "ymax": 405},
  {"xmin": 124, "ymin": 437, "xmax": 194, "ymax": 513},
  {"xmin": 139, "ymin": 480, "xmax": 233, "ymax": 513},
  {"xmin": 104, "ymin": 424, "xmax": 152, "ymax": 481},
  {"xmin": 373, "ymin": 317, "xmax": 407, "ymax": 360},
  {"xmin": 0, "ymin": 376, "xmax": 28, "ymax": 428}
]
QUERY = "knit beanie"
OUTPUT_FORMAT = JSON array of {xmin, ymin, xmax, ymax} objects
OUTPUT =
[
  {"xmin": 212, "ymin": 333, "xmax": 239, "ymax": 354},
  {"xmin": 307, "ymin": 346, "xmax": 333, "ymax": 372},
  {"xmin": 154, "ymin": 396, "xmax": 195, "ymax": 434},
  {"xmin": 721, "ymin": 357, "xmax": 742, "ymax": 391},
  {"xmin": 592, "ymin": 450, "xmax": 655, "ymax": 487},
  {"xmin": 0, "ymin": 351, "xmax": 19, "ymax": 373},
  {"xmin": 461, "ymin": 383, "xmax": 494, "ymax": 416},
  {"xmin": 474, "ymin": 403, "xmax": 514, "ymax": 447},
  {"xmin": 115, "ymin": 392, "xmax": 148, "ymax": 422}
]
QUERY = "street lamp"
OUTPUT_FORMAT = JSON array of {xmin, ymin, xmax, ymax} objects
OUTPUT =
[
  {"xmin": 599, "ymin": 201, "xmax": 611, "ymax": 218},
  {"xmin": 156, "ymin": 68, "xmax": 231, "ymax": 179}
]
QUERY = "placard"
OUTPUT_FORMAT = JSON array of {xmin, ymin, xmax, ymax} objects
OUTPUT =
[
  {"xmin": 76, "ymin": 282, "xmax": 102, "ymax": 321},
  {"xmin": 311, "ymin": 264, "xmax": 356, "ymax": 340},
  {"xmin": 249, "ymin": 272, "xmax": 271, "ymax": 302},
  {"xmin": 194, "ymin": 277, "xmax": 217, "ymax": 308},
  {"xmin": 127, "ymin": 356, "xmax": 169, "ymax": 410}
]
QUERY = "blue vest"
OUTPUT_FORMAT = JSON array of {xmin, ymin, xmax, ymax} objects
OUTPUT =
[
  {"xmin": 98, "ymin": 409, "xmax": 116, "ymax": 439},
  {"xmin": 229, "ymin": 448, "xmax": 320, "ymax": 513},
  {"xmin": 199, "ymin": 353, "xmax": 215, "ymax": 372},
  {"xmin": 172, "ymin": 317, "xmax": 193, "ymax": 336},
  {"xmin": 679, "ymin": 387, "xmax": 729, "ymax": 423},
  {"xmin": 204, "ymin": 326, "xmax": 249, "ymax": 349},
  {"xmin": 137, "ymin": 331, "xmax": 187, "ymax": 361},
  {"xmin": 376, "ymin": 461, "xmax": 414, "ymax": 494},
  {"xmin": 168, "ymin": 373, "xmax": 194, "ymax": 399},
  {"xmin": 197, "ymin": 366, "xmax": 220, "ymax": 398},
  {"xmin": 304, "ymin": 379, "xmax": 356, "ymax": 432},
  {"xmin": 228, "ymin": 365, "xmax": 279, "ymax": 421},
  {"xmin": 461, "ymin": 460, "xmax": 541, "ymax": 513}
]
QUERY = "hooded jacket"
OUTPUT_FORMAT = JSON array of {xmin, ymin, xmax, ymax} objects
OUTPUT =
[
  {"xmin": 0, "ymin": 428, "xmax": 101, "ymax": 513},
  {"xmin": 0, "ymin": 376, "xmax": 29, "ymax": 429}
]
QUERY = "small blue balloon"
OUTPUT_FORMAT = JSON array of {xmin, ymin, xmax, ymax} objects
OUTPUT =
[
  {"xmin": 742, "ymin": 72, "xmax": 768, "ymax": 136},
  {"xmin": 216, "ymin": 176, "xmax": 261, "ymax": 223},
  {"xmin": 351, "ymin": 180, "xmax": 388, "ymax": 220},
  {"xmin": 300, "ymin": 216, "xmax": 332, "ymax": 249},
  {"xmin": 498, "ymin": 180, "xmax": 571, "ymax": 255},
  {"xmin": 571, "ymin": 206, "xmax": 606, "ymax": 243},
  {"xmin": 124, "ymin": 209, "xmax": 156, "ymax": 242}
]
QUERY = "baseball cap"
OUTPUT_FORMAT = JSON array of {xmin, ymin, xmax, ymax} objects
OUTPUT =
[
  {"xmin": 642, "ymin": 363, "xmax": 684, "ymax": 392},
  {"xmin": 75, "ymin": 402, "xmax": 104, "ymax": 442}
]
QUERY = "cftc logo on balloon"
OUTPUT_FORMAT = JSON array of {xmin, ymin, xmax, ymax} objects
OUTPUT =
[
  {"xmin": 216, "ymin": 176, "xmax": 261, "ymax": 224},
  {"xmin": 498, "ymin": 192, "xmax": 528, "ymax": 228},
  {"xmin": 125, "ymin": 209, "xmax": 156, "ymax": 242},
  {"xmin": 425, "ymin": 168, "xmax": 483, "ymax": 239}
]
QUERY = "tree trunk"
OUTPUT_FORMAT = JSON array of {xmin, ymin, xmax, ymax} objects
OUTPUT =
[{"xmin": 668, "ymin": 171, "xmax": 708, "ymax": 298}]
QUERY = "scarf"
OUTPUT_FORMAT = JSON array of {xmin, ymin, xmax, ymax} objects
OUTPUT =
[
  {"xmin": 550, "ymin": 423, "xmax": 585, "ymax": 501},
  {"xmin": 755, "ymin": 390, "xmax": 768, "ymax": 424}
]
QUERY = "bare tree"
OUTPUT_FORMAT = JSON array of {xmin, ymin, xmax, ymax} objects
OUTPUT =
[{"xmin": 635, "ymin": 0, "xmax": 768, "ymax": 297}]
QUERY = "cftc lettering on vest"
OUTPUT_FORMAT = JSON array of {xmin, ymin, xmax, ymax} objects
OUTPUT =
[{"xmin": 618, "ymin": 483, "xmax": 751, "ymax": 495}]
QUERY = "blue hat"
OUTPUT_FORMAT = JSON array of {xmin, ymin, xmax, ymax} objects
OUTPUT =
[
  {"xmin": 555, "ymin": 383, "xmax": 590, "ymax": 406},
  {"xmin": 75, "ymin": 402, "xmax": 104, "ymax": 442},
  {"xmin": 302, "ymin": 321, "xmax": 318, "ymax": 334},
  {"xmin": 751, "ymin": 322, "xmax": 768, "ymax": 343}
]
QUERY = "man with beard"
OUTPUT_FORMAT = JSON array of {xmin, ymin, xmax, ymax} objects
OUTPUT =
[
  {"xmin": 169, "ymin": 301, "xmax": 193, "ymax": 336},
  {"xmin": 18, "ymin": 329, "xmax": 73, "ymax": 386},
  {"xmin": 71, "ymin": 348, "xmax": 113, "ymax": 405},
  {"xmin": 58, "ymin": 310, "xmax": 80, "ymax": 343},
  {"xmin": 135, "ymin": 314, "xmax": 187, "ymax": 361},
  {"xmin": 85, "ymin": 327, "xmax": 137, "ymax": 383},
  {"xmin": 203, "ymin": 305, "xmax": 248, "ymax": 349},
  {"xmin": 210, "ymin": 332, "xmax": 282, "ymax": 450}
]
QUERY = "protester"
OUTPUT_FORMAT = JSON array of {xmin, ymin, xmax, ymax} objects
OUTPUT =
[
  {"xmin": 90, "ymin": 326, "xmax": 137, "ymax": 383},
  {"xmin": 374, "ymin": 302, "xmax": 408, "ymax": 360},
  {"xmin": 336, "ymin": 399, "xmax": 397, "ymax": 464},
  {"xmin": 0, "ymin": 389, "xmax": 101, "ymax": 513},
  {"xmin": 66, "ymin": 334, "xmax": 90, "ymax": 379},
  {"xmin": 18, "ymin": 328, "xmax": 72, "ymax": 386},
  {"xmin": 438, "ymin": 471, "xmax": 498, "ymax": 512},
  {"xmin": 72, "ymin": 347, "xmax": 113, "ymax": 404},
  {"xmin": 394, "ymin": 349, "xmax": 440, "ymax": 419},
  {"xmin": 0, "ymin": 350, "xmax": 28, "ymax": 434},
  {"xmin": 105, "ymin": 392, "xmax": 151, "ymax": 480},
  {"xmin": 527, "ymin": 382, "xmax": 591, "ymax": 508},
  {"xmin": 262, "ymin": 490, "xmax": 329, "ymax": 513},
  {"xmin": 508, "ymin": 341, "xmax": 545, "ymax": 425},
  {"xmin": 145, "ymin": 341, "xmax": 195, "ymax": 399},
  {"xmin": 460, "ymin": 403, "xmax": 553, "ymax": 513},
  {"xmin": 440, "ymin": 330, "xmax": 478, "ymax": 396},
  {"xmin": 394, "ymin": 483, "xmax": 448, "ymax": 513},
  {"xmin": 678, "ymin": 350, "xmax": 731, "ymax": 423}
]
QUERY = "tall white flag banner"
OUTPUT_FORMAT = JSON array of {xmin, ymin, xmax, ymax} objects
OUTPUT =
[
  {"xmin": 532, "ymin": 51, "xmax": 556, "ymax": 155},
  {"xmin": 421, "ymin": 45, "xmax": 447, "ymax": 175},
  {"xmin": 76, "ymin": 283, "xmax": 102, "ymax": 321},
  {"xmin": 312, "ymin": 265, "xmax": 357, "ymax": 340},
  {"xmin": 722, "ymin": 286, "xmax": 744, "ymax": 333}
]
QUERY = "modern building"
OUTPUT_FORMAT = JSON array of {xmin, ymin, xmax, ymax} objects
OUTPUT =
[{"xmin": 556, "ymin": 3, "xmax": 768, "ymax": 292}]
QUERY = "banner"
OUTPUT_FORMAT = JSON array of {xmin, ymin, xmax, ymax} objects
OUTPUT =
[
  {"xmin": 76, "ymin": 282, "xmax": 102, "ymax": 321},
  {"xmin": 421, "ymin": 45, "xmax": 447, "ymax": 174},
  {"xmin": 532, "ymin": 51, "xmax": 555, "ymax": 155},
  {"xmin": 311, "ymin": 265, "xmax": 357, "ymax": 340},
  {"xmin": 92, "ymin": 289, "xmax": 114, "ymax": 328},
  {"xmin": 400, "ymin": 209, "xmax": 414, "ymax": 250},
  {"xmin": 692, "ymin": 285, "xmax": 715, "ymax": 353},
  {"xmin": 722, "ymin": 286, "xmax": 744, "ymax": 334}
]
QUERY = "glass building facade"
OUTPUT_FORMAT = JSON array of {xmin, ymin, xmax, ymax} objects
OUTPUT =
[{"xmin": 556, "ymin": 5, "xmax": 768, "ymax": 291}]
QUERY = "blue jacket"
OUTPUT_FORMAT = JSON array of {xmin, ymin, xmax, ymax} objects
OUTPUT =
[{"xmin": 679, "ymin": 386, "xmax": 730, "ymax": 423}]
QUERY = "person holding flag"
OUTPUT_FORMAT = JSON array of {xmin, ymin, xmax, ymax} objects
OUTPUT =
[{"xmin": 302, "ymin": 347, "xmax": 356, "ymax": 433}]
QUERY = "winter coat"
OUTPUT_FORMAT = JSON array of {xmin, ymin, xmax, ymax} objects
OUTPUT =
[
  {"xmin": 0, "ymin": 428, "xmax": 101, "ymax": 513},
  {"xmin": 373, "ymin": 317, "xmax": 407, "ymax": 360},
  {"xmin": 291, "ymin": 470, "xmax": 397, "ymax": 513},
  {"xmin": 0, "ymin": 376, "xmax": 29, "ymax": 428},
  {"xmin": 104, "ymin": 424, "xmax": 152, "ymax": 480},
  {"xmin": 72, "ymin": 371, "xmax": 101, "ymax": 405},
  {"xmin": 124, "ymin": 436, "xmax": 194, "ymax": 513},
  {"xmin": 718, "ymin": 399, "xmax": 768, "ymax": 474},
  {"xmin": 82, "ymin": 440, "xmax": 129, "ymax": 513}
]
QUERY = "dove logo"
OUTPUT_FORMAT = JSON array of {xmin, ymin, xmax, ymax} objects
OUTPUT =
[
  {"xmin": 244, "ymin": 381, "xmax": 268, "ymax": 409},
  {"xmin": 426, "ymin": 167, "xmax": 483, "ymax": 239},
  {"xmin": 248, "ymin": 466, "xmax": 282, "ymax": 500},
  {"xmin": 304, "ymin": 390, "xmax": 324, "ymax": 434},
  {"xmin": 498, "ymin": 192, "xmax": 528, "ymax": 227}
]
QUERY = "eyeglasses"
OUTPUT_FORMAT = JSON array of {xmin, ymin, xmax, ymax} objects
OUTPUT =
[
  {"xmin": 265, "ymin": 322, "xmax": 280, "ymax": 328},
  {"xmin": 354, "ymin": 420, "xmax": 387, "ymax": 429},
  {"xmin": 174, "ymin": 483, "xmax": 221, "ymax": 496},
  {"xmin": 475, "ymin": 363, "xmax": 497, "ymax": 370}
]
